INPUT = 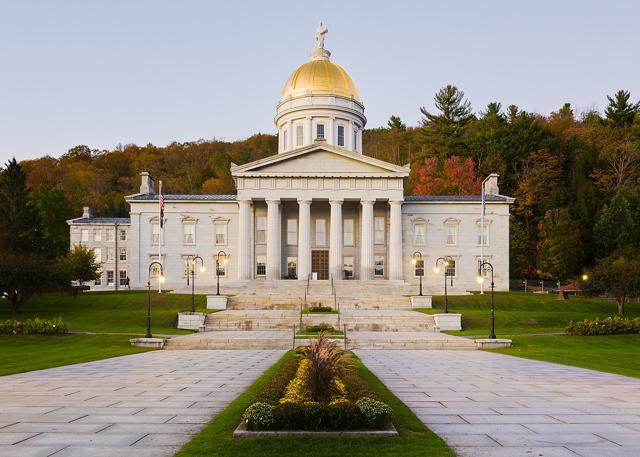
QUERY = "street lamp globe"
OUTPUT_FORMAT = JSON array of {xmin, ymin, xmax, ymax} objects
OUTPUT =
[
  {"xmin": 434, "ymin": 267, "xmax": 439, "ymax": 273},
  {"xmin": 581, "ymin": 274, "xmax": 588, "ymax": 281},
  {"xmin": 477, "ymin": 276, "xmax": 485, "ymax": 284},
  {"xmin": 200, "ymin": 266, "xmax": 206, "ymax": 273},
  {"xmin": 158, "ymin": 275, "xmax": 166, "ymax": 284}
]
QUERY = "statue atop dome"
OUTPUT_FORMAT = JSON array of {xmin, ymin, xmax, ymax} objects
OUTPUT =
[{"xmin": 315, "ymin": 22, "xmax": 328, "ymax": 49}]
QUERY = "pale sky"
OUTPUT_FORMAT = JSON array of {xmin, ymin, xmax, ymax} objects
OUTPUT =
[{"xmin": 1, "ymin": 0, "xmax": 639, "ymax": 162}]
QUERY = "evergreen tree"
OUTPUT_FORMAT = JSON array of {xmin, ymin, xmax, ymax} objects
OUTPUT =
[
  {"xmin": 593, "ymin": 186, "xmax": 640, "ymax": 258},
  {"xmin": 419, "ymin": 85, "xmax": 474, "ymax": 158},
  {"xmin": 29, "ymin": 186, "xmax": 73, "ymax": 258},
  {"xmin": 387, "ymin": 115, "xmax": 406, "ymax": 131},
  {"xmin": 605, "ymin": 90, "xmax": 640, "ymax": 127},
  {"xmin": 536, "ymin": 208, "xmax": 584, "ymax": 280}
]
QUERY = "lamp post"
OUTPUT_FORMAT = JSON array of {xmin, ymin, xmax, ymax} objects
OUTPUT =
[
  {"xmin": 185, "ymin": 255, "xmax": 205, "ymax": 313},
  {"xmin": 215, "ymin": 251, "xmax": 228, "ymax": 296},
  {"xmin": 411, "ymin": 251, "xmax": 424, "ymax": 296},
  {"xmin": 477, "ymin": 261, "xmax": 496, "ymax": 339},
  {"xmin": 435, "ymin": 256, "xmax": 453, "ymax": 313},
  {"xmin": 146, "ymin": 261, "xmax": 165, "ymax": 338}
]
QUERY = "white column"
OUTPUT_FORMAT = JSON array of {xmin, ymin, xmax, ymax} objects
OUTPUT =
[
  {"xmin": 347, "ymin": 121, "xmax": 354, "ymax": 152},
  {"xmin": 329, "ymin": 198, "xmax": 343, "ymax": 280},
  {"xmin": 287, "ymin": 120, "xmax": 293, "ymax": 151},
  {"xmin": 360, "ymin": 199, "xmax": 375, "ymax": 280},
  {"xmin": 328, "ymin": 117, "xmax": 335, "ymax": 146},
  {"xmin": 238, "ymin": 199, "xmax": 252, "ymax": 280},
  {"xmin": 307, "ymin": 117, "xmax": 313, "ymax": 145},
  {"xmin": 357, "ymin": 127, "xmax": 362, "ymax": 153},
  {"xmin": 266, "ymin": 199, "xmax": 281, "ymax": 280},
  {"xmin": 297, "ymin": 199, "xmax": 312, "ymax": 281},
  {"xmin": 389, "ymin": 200, "xmax": 403, "ymax": 281}
]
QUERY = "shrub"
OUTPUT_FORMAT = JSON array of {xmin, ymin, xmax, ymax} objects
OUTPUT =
[
  {"xmin": 252, "ymin": 355, "xmax": 302, "ymax": 404},
  {"xmin": 356, "ymin": 397, "xmax": 394, "ymax": 429},
  {"xmin": 304, "ymin": 323, "xmax": 335, "ymax": 333},
  {"xmin": 566, "ymin": 317, "xmax": 640, "ymax": 336},
  {"xmin": 308, "ymin": 306, "xmax": 333, "ymax": 313},
  {"xmin": 0, "ymin": 317, "xmax": 67, "ymax": 335},
  {"xmin": 242, "ymin": 402, "xmax": 276, "ymax": 430}
]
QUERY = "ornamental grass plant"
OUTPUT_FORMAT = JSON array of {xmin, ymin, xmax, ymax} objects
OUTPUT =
[{"xmin": 301, "ymin": 332, "xmax": 349, "ymax": 403}]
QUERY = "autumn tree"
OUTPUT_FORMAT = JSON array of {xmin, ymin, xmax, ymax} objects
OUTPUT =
[{"xmin": 413, "ymin": 156, "xmax": 481, "ymax": 195}]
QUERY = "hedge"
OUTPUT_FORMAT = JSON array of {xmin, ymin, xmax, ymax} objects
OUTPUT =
[
  {"xmin": 566, "ymin": 316, "xmax": 640, "ymax": 336},
  {"xmin": 0, "ymin": 318, "xmax": 67, "ymax": 335}
]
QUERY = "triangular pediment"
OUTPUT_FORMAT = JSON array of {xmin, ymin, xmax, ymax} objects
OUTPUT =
[{"xmin": 231, "ymin": 144, "xmax": 409, "ymax": 177}]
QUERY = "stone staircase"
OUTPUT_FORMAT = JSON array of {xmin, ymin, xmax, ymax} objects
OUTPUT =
[{"xmin": 164, "ymin": 279, "xmax": 476, "ymax": 350}]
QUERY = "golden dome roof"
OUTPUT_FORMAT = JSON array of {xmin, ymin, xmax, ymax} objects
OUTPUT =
[{"xmin": 281, "ymin": 58, "xmax": 361, "ymax": 103}]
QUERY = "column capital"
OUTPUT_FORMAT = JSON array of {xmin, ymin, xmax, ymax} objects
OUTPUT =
[
  {"xmin": 265, "ymin": 198, "xmax": 281, "ymax": 206},
  {"xmin": 389, "ymin": 199, "xmax": 404, "ymax": 206},
  {"xmin": 329, "ymin": 198, "xmax": 344, "ymax": 205},
  {"xmin": 360, "ymin": 198, "xmax": 376, "ymax": 205},
  {"xmin": 297, "ymin": 198, "xmax": 312, "ymax": 205}
]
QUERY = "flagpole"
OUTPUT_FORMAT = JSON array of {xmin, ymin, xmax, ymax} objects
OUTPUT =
[{"xmin": 158, "ymin": 180, "xmax": 163, "ymax": 294}]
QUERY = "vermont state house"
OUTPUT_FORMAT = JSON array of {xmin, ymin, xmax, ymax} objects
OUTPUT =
[{"xmin": 68, "ymin": 29, "xmax": 513, "ymax": 297}]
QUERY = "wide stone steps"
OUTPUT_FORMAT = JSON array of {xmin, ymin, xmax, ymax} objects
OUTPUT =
[
  {"xmin": 227, "ymin": 296, "xmax": 413, "ymax": 311},
  {"xmin": 203, "ymin": 309, "xmax": 435, "ymax": 332}
]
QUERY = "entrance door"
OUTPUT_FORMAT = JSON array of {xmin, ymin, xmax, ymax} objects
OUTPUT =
[{"xmin": 311, "ymin": 250, "xmax": 329, "ymax": 280}]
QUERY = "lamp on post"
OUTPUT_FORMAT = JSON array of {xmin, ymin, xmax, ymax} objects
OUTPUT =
[
  {"xmin": 411, "ymin": 251, "xmax": 424, "ymax": 296},
  {"xmin": 185, "ymin": 255, "xmax": 205, "ymax": 313},
  {"xmin": 215, "ymin": 251, "xmax": 228, "ymax": 296},
  {"xmin": 435, "ymin": 256, "xmax": 453, "ymax": 313},
  {"xmin": 146, "ymin": 261, "xmax": 165, "ymax": 338},
  {"xmin": 477, "ymin": 261, "xmax": 496, "ymax": 339}
]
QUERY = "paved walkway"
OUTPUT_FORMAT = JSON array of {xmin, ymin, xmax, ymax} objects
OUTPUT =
[
  {"xmin": 356, "ymin": 350, "xmax": 640, "ymax": 457},
  {"xmin": 0, "ymin": 349, "xmax": 283, "ymax": 457}
]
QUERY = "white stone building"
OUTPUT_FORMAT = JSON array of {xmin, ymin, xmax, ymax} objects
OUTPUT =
[{"xmin": 69, "ymin": 31, "xmax": 513, "ymax": 295}]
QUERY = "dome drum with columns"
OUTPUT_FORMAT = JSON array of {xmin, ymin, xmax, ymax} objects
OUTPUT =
[
  {"xmin": 275, "ymin": 30, "xmax": 366, "ymax": 154},
  {"xmin": 73, "ymin": 23, "xmax": 513, "ymax": 297}
]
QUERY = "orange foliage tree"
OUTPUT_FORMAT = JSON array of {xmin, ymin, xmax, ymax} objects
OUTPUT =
[{"xmin": 413, "ymin": 156, "xmax": 481, "ymax": 195}]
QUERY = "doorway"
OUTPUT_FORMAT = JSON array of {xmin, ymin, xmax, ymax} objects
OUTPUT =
[{"xmin": 311, "ymin": 250, "xmax": 329, "ymax": 280}]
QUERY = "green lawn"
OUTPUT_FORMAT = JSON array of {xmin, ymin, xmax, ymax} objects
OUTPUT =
[
  {"xmin": 0, "ymin": 290, "xmax": 207, "ymax": 376},
  {"xmin": 1, "ymin": 290, "xmax": 207, "ymax": 335},
  {"xmin": 0, "ymin": 334, "xmax": 152, "ymax": 376},
  {"xmin": 495, "ymin": 335, "xmax": 640, "ymax": 378},
  {"xmin": 175, "ymin": 351, "xmax": 454, "ymax": 457},
  {"xmin": 421, "ymin": 291, "xmax": 640, "ymax": 336}
]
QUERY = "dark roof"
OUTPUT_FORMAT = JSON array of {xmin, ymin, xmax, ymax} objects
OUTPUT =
[
  {"xmin": 70, "ymin": 217, "xmax": 131, "ymax": 224},
  {"xmin": 404, "ymin": 195, "xmax": 509, "ymax": 202},
  {"xmin": 128, "ymin": 194, "xmax": 237, "ymax": 201}
]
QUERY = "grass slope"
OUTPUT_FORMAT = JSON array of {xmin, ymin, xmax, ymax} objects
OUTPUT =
[
  {"xmin": 175, "ymin": 352, "xmax": 454, "ymax": 457},
  {"xmin": 0, "ymin": 290, "xmax": 206, "ymax": 335},
  {"xmin": 0, "ymin": 334, "xmax": 152, "ymax": 376}
]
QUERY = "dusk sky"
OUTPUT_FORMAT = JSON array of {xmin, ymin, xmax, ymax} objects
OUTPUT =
[{"xmin": 1, "ymin": 0, "xmax": 638, "ymax": 163}]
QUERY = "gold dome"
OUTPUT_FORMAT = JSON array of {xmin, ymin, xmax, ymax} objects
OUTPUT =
[{"xmin": 281, "ymin": 59, "xmax": 361, "ymax": 103}]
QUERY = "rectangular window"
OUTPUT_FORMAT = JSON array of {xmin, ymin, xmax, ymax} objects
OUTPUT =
[
  {"xmin": 256, "ymin": 216, "xmax": 267, "ymax": 244},
  {"xmin": 337, "ymin": 125, "xmax": 345, "ymax": 146},
  {"xmin": 107, "ymin": 247, "xmax": 114, "ymax": 261},
  {"xmin": 106, "ymin": 270, "xmax": 114, "ymax": 285},
  {"xmin": 343, "ymin": 256, "xmax": 355, "ymax": 278},
  {"xmin": 256, "ymin": 255, "xmax": 266, "ymax": 276},
  {"xmin": 81, "ymin": 229, "xmax": 89, "ymax": 242},
  {"xmin": 215, "ymin": 223, "xmax": 227, "ymax": 245},
  {"xmin": 106, "ymin": 229, "xmax": 114, "ymax": 242},
  {"xmin": 94, "ymin": 229, "xmax": 102, "ymax": 242},
  {"xmin": 119, "ymin": 270, "xmax": 127, "ymax": 286},
  {"xmin": 316, "ymin": 123, "xmax": 325, "ymax": 139},
  {"xmin": 183, "ymin": 258, "xmax": 191, "ymax": 277},
  {"xmin": 287, "ymin": 256, "xmax": 297, "ymax": 279},
  {"xmin": 353, "ymin": 129, "xmax": 358, "ymax": 151},
  {"xmin": 414, "ymin": 259, "xmax": 424, "ymax": 277},
  {"xmin": 414, "ymin": 223, "xmax": 426, "ymax": 246},
  {"xmin": 119, "ymin": 248, "xmax": 127, "ymax": 261},
  {"xmin": 315, "ymin": 219, "xmax": 326, "ymax": 246},
  {"xmin": 119, "ymin": 229, "xmax": 127, "ymax": 241},
  {"xmin": 287, "ymin": 219, "xmax": 297, "ymax": 245},
  {"xmin": 151, "ymin": 224, "xmax": 160, "ymax": 245},
  {"xmin": 283, "ymin": 130, "xmax": 287, "ymax": 149},
  {"xmin": 94, "ymin": 248, "xmax": 102, "ymax": 263},
  {"xmin": 216, "ymin": 258, "xmax": 227, "ymax": 277},
  {"xmin": 183, "ymin": 224, "xmax": 195, "ymax": 245},
  {"xmin": 374, "ymin": 255, "xmax": 384, "ymax": 277},
  {"xmin": 343, "ymin": 219, "xmax": 354, "ymax": 246},
  {"xmin": 446, "ymin": 260, "xmax": 456, "ymax": 277},
  {"xmin": 296, "ymin": 125, "xmax": 304, "ymax": 146},
  {"xmin": 478, "ymin": 222, "xmax": 489, "ymax": 246},
  {"xmin": 446, "ymin": 223, "xmax": 457, "ymax": 246},
  {"xmin": 374, "ymin": 216, "xmax": 385, "ymax": 244},
  {"xmin": 94, "ymin": 275, "xmax": 102, "ymax": 286}
]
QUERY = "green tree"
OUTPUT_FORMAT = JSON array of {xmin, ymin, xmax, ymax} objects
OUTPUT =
[
  {"xmin": 587, "ymin": 255, "xmax": 640, "ymax": 316},
  {"xmin": 387, "ymin": 115, "xmax": 407, "ymax": 131},
  {"xmin": 605, "ymin": 90, "xmax": 640, "ymax": 127},
  {"xmin": 419, "ymin": 85, "xmax": 474, "ymax": 158},
  {"xmin": 56, "ymin": 244, "xmax": 101, "ymax": 286},
  {"xmin": 29, "ymin": 186, "xmax": 73, "ymax": 258},
  {"xmin": 536, "ymin": 208, "xmax": 584, "ymax": 280},
  {"xmin": 593, "ymin": 186, "xmax": 640, "ymax": 257}
]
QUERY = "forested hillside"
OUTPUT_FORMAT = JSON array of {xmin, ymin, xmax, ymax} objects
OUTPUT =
[{"xmin": 13, "ymin": 86, "xmax": 640, "ymax": 281}]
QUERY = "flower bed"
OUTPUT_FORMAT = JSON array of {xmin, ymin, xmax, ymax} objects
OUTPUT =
[
  {"xmin": 566, "ymin": 316, "xmax": 640, "ymax": 336},
  {"xmin": 307, "ymin": 306, "xmax": 334, "ymax": 313},
  {"xmin": 241, "ymin": 335, "xmax": 393, "ymax": 432},
  {"xmin": 0, "ymin": 317, "xmax": 67, "ymax": 335}
]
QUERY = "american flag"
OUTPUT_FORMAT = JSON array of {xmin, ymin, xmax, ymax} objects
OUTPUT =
[{"xmin": 159, "ymin": 192, "xmax": 165, "ymax": 228}]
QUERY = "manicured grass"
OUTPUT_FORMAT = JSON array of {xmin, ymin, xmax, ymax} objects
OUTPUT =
[
  {"xmin": 0, "ymin": 290, "xmax": 207, "ymax": 335},
  {"xmin": 175, "ymin": 351, "xmax": 454, "ymax": 457},
  {"xmin": 494, "ymin": 334, "xmax": 640, "ymax": 378},
  {"xmin": 0, "ymin": 334, "xmax": 152, "ymax": 376},
  {"xmin": 420, "ymin": 291, "xmax": 640, "ymax": 336}
]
